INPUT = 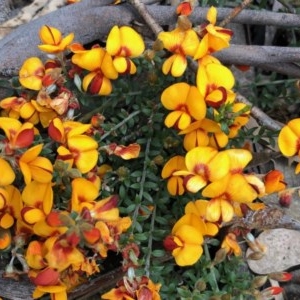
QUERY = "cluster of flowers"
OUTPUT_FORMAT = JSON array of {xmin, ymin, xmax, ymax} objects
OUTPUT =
[
  {"xmin": 158, "ymin": 3, "xmax": 290, "ymax": 275},
  {"xmin": 0, "ymin": 0, "xmax": 298, "ymax": 298},
  {"xmin": 0, "ymin": 20, "xmax": 159, "ymax": 300}
]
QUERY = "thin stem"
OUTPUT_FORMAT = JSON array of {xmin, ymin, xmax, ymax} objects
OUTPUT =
[
  {"xmin": 131, "ymin": 136, "xmax": 152, "ymax": 232},
  {"xmin": 144, "ymin": 204, "xmax": 156, "ymax": 276},
  {"xmin": 100, "ymin": 110, "xmax": 141, "ymax": 141},
  {"xmin": 239, "ymin": 78, "xmax": 297, "ymax": 88},
  {"xmin": 218, "ymin": 0, "xmax": 253, "ymax": 27},
  {"xmin": 204, "ymin": 243, "xmax": 219, "ymax": 292}
]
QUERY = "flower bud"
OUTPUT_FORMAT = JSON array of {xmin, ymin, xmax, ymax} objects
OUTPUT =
[
  {"xmin": 268, "ymin": 271, "xmax": 292, "ymax": 282},
  {"xmin": 251, "ymin": 275, "xmax": 268, "ymax": 288},
  {"xmin": 279, "ymin": 190, "xmax": 292, "ymax": 207},
  {"xmin": 177, "ymin": 15, "xmax": 193, "ymax": 31}
]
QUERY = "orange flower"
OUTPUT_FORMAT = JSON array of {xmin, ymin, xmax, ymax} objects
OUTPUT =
[
  {"xmin": 0, "ymin": 228, "xmax": 11, "ymax": 250},
  {"xmin": 44, "ymin": 235, "xmax": 85, "ymax": 272},
  {"xmin": 19, "ymin": 57, "xmax": 45, "ymax": 90},
  {"xmin": 264, "ymin": 170, "xmax": 287, "ymax": 194},
  {"xmin": 48, "ymin": 118, "xmax": 98, "ymax": 173},
  {"xmin": 194, "ymin": 6, "xmax": 233, "ymax": 59},
  {"xmin": 102, "ymin": 276, "xmax": 161, "ymax": 300},
  {"xmin": 176, "ymin": 1, "xmax": 193, "ymax": 16},
  {"xmin": 38, "ymin": 25, "xmax": 74, "ymax": 53},
  {"xmin": 221, "ymin": 233, "xmax": 242, "ymax": 256},
  {"xmin": 158, "ymin": 27, "xmax": 199, "ymax": 77},
  {"xmin": 0, "ymin": 117, "xmax": 35, "ymax": 154},
  {"xmin": 104, "ymin": 143, "xmax": 141, "ymax": 159},
  {"xmin": 161, "ymin": 82, "xmax": 206, "ymax": 130}
]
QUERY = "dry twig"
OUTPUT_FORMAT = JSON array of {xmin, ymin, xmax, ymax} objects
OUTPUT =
[
  {"xmin": 218, "ymin": 0, "xmax": 253, "ymax": 27},
  {"xmin": 236, "ymin": 93, "xmax": 284, "ymax": 131}
]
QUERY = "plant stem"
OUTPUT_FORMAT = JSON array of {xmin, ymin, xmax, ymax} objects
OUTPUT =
[
  {"xmin": 100, "ymin": 110, "xmax": 141, "ymax": 141},
  {"xmin": 131, "ymin": 136, "xmax": 152, "ymax": 232},
  {"xmin": 204, "ymin": 243, "xmax": 219, "ymax": 292},
  {"xmin": 144, "ymin": 204, "xmax": 156, "ymax": 277}
]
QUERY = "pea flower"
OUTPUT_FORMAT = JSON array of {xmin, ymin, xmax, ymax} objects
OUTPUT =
[
  {"xmin": 48, "ymin": 118, "xmax": 98, "ymax": 174},
  {"xmin": 278, "ymin": 118, "xmax": 300, "ymax": 173},
  {"xmin": 70, "ymin": 178, "xmax": 99, "ymax": 213},
  {"xmin": 220, "ymin": 233, "xmax": 242, "ymax": 256},
  {"xmin": 38, "ymin": 25, "xmax": 74, "ymax": 54},
  {"xmin": 106, "ymin": 25, "xmax": 145, "ymax": 74},
  {"xmin": 174, "ymin": 146, "xmax": 230, "ymax": 193},
  {"xmin": 71, "ymin": 45, "xmax": 118, "ymax": 95},
  {"xmin": 0, "ymin": 159, "xmax": 15, "ymax": 186},
  {"xmin": 197, "ymin": 55, "xmax": 235, "ymax": 108},
  {"xmin": 184, "ymin": 200, "xmax": 219, "ymax": 236},
  {"xmin": 21, "ymin": 181, "xmax": 53, "ymax": 225},
  {"xmin": 263, "ymin": 170, "xmax": 287, "ymax": 194},
  {"xmin": 0, "ymin": 117, "xmax": 35, "ymax": 154},
  {"xmin": 179, "ymin": 118, "xmax": 228, "ymax": 151},
  {"xmin": 194, "ymin": 6, "xmax": 233, "ymax": 60},
  {"xmin": 164, "ymin": 223, "xmax": 204, "ymax": 266},
  {"xmin": 161, "ymin": 82, "xmax": 206, "ymax": 130},
  {"xmin": 19, "ymin": 144, "xmax": 53, "ymax": 185},
  {"xmin": 161, "ymin": 155, "xmax": 186, "ymax": 196},
  {"xmin": 176, "ymin": 0, "xmax": 193, "ymax": 16},
  {"xmin": 102, "ymin": 275, "xmax": 161, "ymax": 300},
  {"xmin": 0, "ymin": 185, "xmax": 22, "ymax": 230},
  {"xmin": 158, "ymin": 27, "xmax": 199, "ymax": 77},
  {"xmin": 19, "ymin": 57, "xmax": 45, "ymax": 91}
]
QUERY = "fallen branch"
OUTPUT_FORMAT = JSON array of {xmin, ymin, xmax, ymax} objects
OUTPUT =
[
  {"xmin": 1, "ymin": 2, "xmax": 300, "ymax": 76},
  {"xmin": 236, "ymin": 93, "xmax": 284, "ymax": 131}
]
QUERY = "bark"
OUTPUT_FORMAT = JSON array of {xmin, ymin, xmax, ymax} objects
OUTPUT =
[{"xmin": 0, "ymin": 1, "xmax": 300, "ymax": 75}]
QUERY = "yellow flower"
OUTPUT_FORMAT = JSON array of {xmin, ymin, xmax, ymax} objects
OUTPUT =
[
  {"xmin": 19, "ymin": 144, "xmax": 53, "ymax": 185},
  {"xmin": 174, "ymin": 146, "xmax": 230, "ymax": 193},
  {"xmin": 19, "ymin": 57, "xmax": 45, "ymax": 91},
  {"xmin": 106, "ymin": 25, "xmax": 145, "ymax": 74},
  {"xmin": 38, "ymin": 25, "xmax": 74, "ymax": 53},
  {"xmin": 278, "ymin": 118, "xmax": 300, "ymax": 173},
  {"xmin": 161, "ymin": 82, "xmax": 206, "ymax": 130},
  {"xmin": 179, "ymin": 118, "xmax": 228, "ymax": 151},
  {"xmin": 0, "ymin": 159, "xmax": 15, "ymax": 186},
  {"xmin": 158, "ymin": 27, "xmax": 199, "ymax": 77},
  {"xmin": 197, "ymin": 56, "xmax": 235, "ymax": 108},
  {"xmin": 164, "ymin": 223, "xmax": 203, "ymax": 266},
  {"xmin": 203, "ymin": 173, "xmax": 258, "ymax": 222},
  {"xmin": 71, "ymin": 46, "xmax": 118, "ymax": 95},
  {"xmin": 21, "ymin": 181, "xmax": 53, "ymax": 225},
  {"xmin": 185, "ymin": 200, "xmax": 219, "ymax": 236},
  {"xmin": 161, "ymin": 155, "xmax": 186, "ymax": 196},
  {"xmin": 70, "ymin": 178, "xmax": 98, "ymax": 213},
  {"xmin": 194, "ymin": 6, "xmax": 233, "ymax": 59}
]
